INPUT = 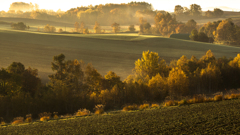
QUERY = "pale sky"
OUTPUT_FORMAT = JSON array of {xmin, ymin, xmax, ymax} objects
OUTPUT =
[{"xmin": 1, "ymin": 0, "xmax": 240, "ymax": 12}]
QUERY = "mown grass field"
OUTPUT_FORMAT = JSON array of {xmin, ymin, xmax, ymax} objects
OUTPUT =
[
  {"xmin": 1, "ymin": 29, "xmax": 240, "ymax": 83},
  {"xmin": 1, "ymin": 99, "xmax": 240, "ymax": 134}
]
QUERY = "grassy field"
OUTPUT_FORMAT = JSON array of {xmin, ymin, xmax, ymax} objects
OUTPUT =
[
  {"xmin": 1, "ymin": 29, "xmax": 240, "ymax": 83},
  {"xmin": 1, "ymin": 98, "xmax": 240, "ymax": 134}
]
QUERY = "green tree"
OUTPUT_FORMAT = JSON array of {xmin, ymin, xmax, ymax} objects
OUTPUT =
[
  {"xmin": 11, "ymin": 22, "xmax": 27, "ymax": 30},
  {"xmin": 49, "ymin": 53, "xmax": 66, "ymax": 80},
  {"xmin": 189, "ymin": 29, "xmax": 198, "ymax": 41},
  {"xmin": 198, "ymin": 32, "xmax": 209, "ymax": 42}
]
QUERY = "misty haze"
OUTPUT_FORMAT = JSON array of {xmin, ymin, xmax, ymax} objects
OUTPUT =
[{"xmin": 0, "ymin": 1, "xmax": 240, "ymax": 134}]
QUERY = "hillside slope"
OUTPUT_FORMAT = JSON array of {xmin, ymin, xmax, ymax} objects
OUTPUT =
[
  {"xmin": 1, "ymin": 29, "xmax": 240, "ymax": 82},
  {"xmin": 1, "ymin": 99, "xmax": 240, "ymax": 134}
]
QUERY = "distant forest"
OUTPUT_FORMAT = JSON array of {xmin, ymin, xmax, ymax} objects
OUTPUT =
[{"xmin": 1, "ymin": 2, "xmax": 224, "ymax": 25}]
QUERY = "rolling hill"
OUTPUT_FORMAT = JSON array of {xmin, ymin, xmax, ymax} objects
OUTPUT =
[{"xmin": 1, "ymin": 29, "xmax": 240, "ymax": 83}]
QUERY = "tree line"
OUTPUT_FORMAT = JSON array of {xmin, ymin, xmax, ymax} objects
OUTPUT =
[
  {"xmin": 1, "ymin": 2, "xmax": 224, "ymax": 25},
  {"xmin": 0, "ymin": 51, "xmax": 240, "ymax": 121}
]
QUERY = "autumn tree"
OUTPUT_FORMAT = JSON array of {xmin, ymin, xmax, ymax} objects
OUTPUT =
[
  {"xmin": 139, "ymin": 17, "xmax": 151, "ymax": 34},
  {"xmin": 214, "ymin": 19, "xmax": 237, "ymax": 44},
  {"xmin": 111, "ymin": 22, "xmax": 120, "ymax": 33},
  {"xmin": 80, "ymin": 22, "xmax": 85, "ymax": 33},
  {"xmin": 189, "ymin": 4, "xmax": 202, "ymax": 16},
  {"xmin": 134, "ymin": 50, "xmax": 168, "ymax": 81},
  {"xmin": 93, "ymin": 21, "xmax": 101, "ymax": 34},
  {"xmin": 44, "ymin": 24, "xmax": 56, "ymax": 33},
  {"xmin": 168, "ymin": 67, "xmax": 189, "ymax": 98},
  {"xmin": 154, "ymin": 12, "xmax": 178, "ymax": 36},
  {"xmin": 174, "ymin": 5, "xmax": 184, "ymax": 16},
  {"xmin": 214, "ymin": 8, "xmax": 224, "ymax": 17},
  {"xmin": 74, "ymin": 22, "xmax": 80, "ymax": 32},
  {"xmin": 148, "ymin": 73, "xmax": 167, "ymax": 101},
  {"xmin": 104, "ymin": 71, "xmax": 122, "ymax": 90},
  {"xmin": 128, "ymin": 25, "xmax": 136, "ymax": 32}
]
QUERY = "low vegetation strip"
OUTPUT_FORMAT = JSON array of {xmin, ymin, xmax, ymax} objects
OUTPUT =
[{"xmin": 1, "ymin": 99, "xmax": 240, "ymax": 134}]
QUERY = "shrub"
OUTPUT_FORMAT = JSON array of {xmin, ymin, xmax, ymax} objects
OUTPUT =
[
  {"xmin": 164, "ymin": 100, "xmax": 174, "ymax": 106},
  {"xmin": 94, "ymin": 104, "xmax": 105, "ymax": 114},
  {"xmin": 75, "ymin": 109, "xmax": 91, "ymax": 116},
  {"xmin": 53, "ymin": 112, "xmax": 59, "ymax": 119},
  {"xmin": 139, "ymin": 104, "xmax": 150, "ymax": 110},
  {"xmin": 12, "ymin": 117, "xmax": 24, "ymax": 125},
  {"xmin": 192, "ymin": 95, "xmax": 205, "ymax": 103},
  {"xmin": 151, "ymin": 104, "xmax": 159, "ymax": 108},
  {"xmin": 44, "ymin": 24, "xmax": 56, "ymax": 33},
  {"xmin": 11, "ymin": 22, "xmax": 26, "ymax": 30},
  {"xmin": 122, "ymin": 104, "xmax": 138, "ymax": 111},
  {"xmin": 178, "ymin": 99, "xmax": 187, "ymax": 105},
  {"xmin": 214, "ymin": 95, "xmax": 223, "ymax": 101},
  {"xmin": 25, "ymin": 114, "xmax": 32, "ymax": 123},
  {"xmin": 39, "ymin": 112, "xmax": 51, "ymax": 121},
  {"xmin": 204, "ymin": 97, "xmax": 214, "ymax": 102},
  {"xmin": 224, "ymin": 94, "xmax": 231, "ymax": 100}
]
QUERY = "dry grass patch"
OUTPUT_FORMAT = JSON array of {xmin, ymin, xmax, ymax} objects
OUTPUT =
[
  {"xmin": 214, "ymin": 95, "xmax": 223, "ymax": 101},
  {"xmin": 25, "ymin": 114, "xmax": 32, "ymax": 123},
  {"xmin": 122, "ymin": 104, "xmax": 139, "ymax": 111},
  {"xmin": 178, "ymin": 99, "xmax": 188, "ymax": 105},
  {"xmin": 151, "ymin": 104, "xmax": 159, "ymax": 108},
  {"xmin": 139, "ymin": 104, "xmax": 150, "ymax": 110},
  {"xmin": 192, "ymin": 95, "xmax": 206, "ymax": 103},
  {"xmin": 12, "ymin": 117, "xmax": 24, "ymax": 125},
  {"xmin": 76, "ymin": 109, "xmax": 91, "ymax": 116},
  {"xmin": 94, "ymin": 104, "xmax": 105, "ymax": 115},
  {"xmin": 164, "ymin": 100, "xmax": 174, "ymax": 106},
  {"xmin": 39, "ymin": 112, "xmax": 51, "ymax": 121},
  {"xmin": 204, "ymin": 97, "xmax": 214, "ymax": 102}
]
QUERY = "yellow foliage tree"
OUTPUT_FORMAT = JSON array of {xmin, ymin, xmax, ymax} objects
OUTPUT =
[
  {"xmin": 168, "ymin": 67, "xmax": 189, "ymax": 98},
  {"xmin": 134, "ymin": 50, "xmax": 168, "ymax": 81},
  {"xmin": 148, "ymin": 73, "xmax": 167, "ymax": 101}
]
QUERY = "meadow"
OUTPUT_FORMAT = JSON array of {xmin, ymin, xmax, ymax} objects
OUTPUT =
[
  {"xmin": 1, "ymin": 29, "xmax": 240, "ymax": 83},
  {"xmin": 1, "ymin": 98, "xmax": 240, "ymax": 134}
]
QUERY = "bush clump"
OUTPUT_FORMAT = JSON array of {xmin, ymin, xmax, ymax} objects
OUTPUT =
[
  {"xmin": 75, "ymin": 109, "xmax": 91, "ymax": 116},
  {"xmin": 139, "ymin": 103, "xmax": 150, "ymax": 110},
  {"xmin": 39, "ymin": 112, "xmax": 51, "ymax": 121},
  {"xmin": 94, "ymin": 104, "xmax": 105, "ymax": 114},
  {"xmin": 12, "ymin": 117, "xmax": 24, "ymax": 125},
  {"xmin": 214, "ymin": 95, "xmax": 223, "ymax": 101},
  {"xmin": 122, "ymin": 104, "xmax": 139, "ymax": 111}
]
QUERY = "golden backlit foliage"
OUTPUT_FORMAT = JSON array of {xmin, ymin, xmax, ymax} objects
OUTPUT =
[{"xmin": 2, "ymin": 50, "xmax": 240, "ymax": 122}]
